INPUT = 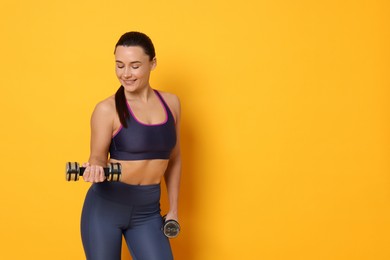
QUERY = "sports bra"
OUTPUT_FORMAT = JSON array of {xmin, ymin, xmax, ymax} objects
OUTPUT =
[{"xmin": 109, "ymin": 90, "xmax": 177, "ymax": 160}]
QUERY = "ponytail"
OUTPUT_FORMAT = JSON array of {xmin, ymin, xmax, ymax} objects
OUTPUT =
[{"xmin": 115, "ymin": 86, "xmax": 130, "ymax": 128}]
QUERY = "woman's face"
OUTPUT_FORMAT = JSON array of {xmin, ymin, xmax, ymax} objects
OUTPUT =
[{"xmin": 114, "ymin": 45, "xmax": 156, "ymax": 92}]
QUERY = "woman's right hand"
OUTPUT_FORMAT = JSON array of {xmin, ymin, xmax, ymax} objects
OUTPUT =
[{"xmin": 82, "ymin": 162, "xmax": 106, "ymax": 183}]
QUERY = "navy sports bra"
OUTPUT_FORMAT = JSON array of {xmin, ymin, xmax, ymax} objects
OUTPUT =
[{"xmin": 109, "ymin": 90, "xmax": 177, "ymax": 160}]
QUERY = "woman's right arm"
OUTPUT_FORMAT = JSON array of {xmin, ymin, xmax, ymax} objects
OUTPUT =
[{"xmin": 83, "ymin": 99, "xmax": 115, "ymax": 183}]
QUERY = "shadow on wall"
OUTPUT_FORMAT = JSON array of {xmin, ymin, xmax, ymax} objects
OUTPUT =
[{"xmin": 169, "ymin": 117, "xmax": 198, "ymax": 260}]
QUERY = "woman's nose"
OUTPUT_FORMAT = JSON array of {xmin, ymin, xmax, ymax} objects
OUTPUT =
[{"xmin": 123, "ymin": 67, "xmax": 131, "ymax": 78}]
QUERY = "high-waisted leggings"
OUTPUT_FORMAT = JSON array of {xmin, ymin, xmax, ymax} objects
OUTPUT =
[{"xmin": 81, "ymin": 182, "xmax": 173, "ymax": 260}]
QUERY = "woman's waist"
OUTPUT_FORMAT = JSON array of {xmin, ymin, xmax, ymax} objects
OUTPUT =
[
  {"xmin": 91, "ymin": 181, "xmax": 161, "ymax": 206},
  {"xmin": 109, "ymin": 158, "xmax": 168, "ymax": 185}
]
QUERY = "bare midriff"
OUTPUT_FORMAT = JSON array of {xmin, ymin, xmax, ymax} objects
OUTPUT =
[{"xmin": 109, "ymin": 158, "xmax": 169, "ymax": 185}]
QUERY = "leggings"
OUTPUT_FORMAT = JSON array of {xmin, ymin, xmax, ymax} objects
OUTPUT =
[{"xmin": 81, "ymin": 182, "xmax": 173, "ymax": 260}]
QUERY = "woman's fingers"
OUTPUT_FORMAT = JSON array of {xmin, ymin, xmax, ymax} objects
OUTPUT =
[
  {"xmin": 83, "ymin": 165, "xmax": 91, "ymax": 181},
  {"xmin": 81, "ymin": 162, "xmax": 91, "ymax": 181},
  {"xmin": 90, "ymin": 165, "xmax": 102, "ymax": 183},
  {"xmin": 165, "ymin": 212, "xmax": 179, "ymax": 222},
  {"xmin": 82, "ymin": 162, "xmax": 90, "ymax": 167},
  {"xmin": 91, "ymin": 165, "xmax": 101, "ymax": 182},
  {"xmin": 90, "ymin": 165, "xmax": 96, "ymax": 182},
  {"xmin": 98, "ymin": 167, "xmax": 105, "ymax": 182},
  {"xmin": 82, "ymin": 165, "xmax": 105, "ymax": 183}
]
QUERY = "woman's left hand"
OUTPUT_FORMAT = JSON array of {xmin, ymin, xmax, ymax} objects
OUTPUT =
[{"xmin": 164, "ymin": 211, "xmax": 178, "ymax": 222}]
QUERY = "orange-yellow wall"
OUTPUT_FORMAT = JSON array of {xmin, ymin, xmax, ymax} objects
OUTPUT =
[{"xmin": 0, "ymin": 0, "xmax": 389, "ymax": 259}]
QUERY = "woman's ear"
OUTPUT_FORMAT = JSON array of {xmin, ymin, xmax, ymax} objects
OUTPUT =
[{"xmin": 151, "ymin": 57, "xmax": 157, "ymax": 71}]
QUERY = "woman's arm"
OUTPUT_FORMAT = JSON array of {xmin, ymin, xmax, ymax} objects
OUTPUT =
[
  {"xmin": 164, "ymin": 94, "xmax": 182, "ymax": 221},
  {"xmin": 83, "ymin": 99, "xmax": 115, "ymax": 183}
]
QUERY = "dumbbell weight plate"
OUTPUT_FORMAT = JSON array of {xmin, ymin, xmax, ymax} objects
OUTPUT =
[
  {"xmin": 162, "ymin": 216, "xmax": 180, "ymax": 238},
  {"xmin": 65, "ymin": 162, "xmax": 80, "ymax": 181},
  {"xmin": 106, "ymin": 163, "xmax": 121, "ymax": 182}
]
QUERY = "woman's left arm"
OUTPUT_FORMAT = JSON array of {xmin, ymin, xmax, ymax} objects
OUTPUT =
[{"xmin": 164, "ymin": 94, "xmax": 182, "ymax": 222}]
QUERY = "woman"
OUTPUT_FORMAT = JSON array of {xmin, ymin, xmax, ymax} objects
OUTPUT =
[{"xmin": 80, "ymin": 31, "xmax": 181, "ymax": 260}]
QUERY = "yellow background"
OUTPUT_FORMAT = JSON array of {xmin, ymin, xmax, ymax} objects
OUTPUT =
[{"xmin": 0, "ymin": 0, "xmax": 389, "ymax": 259}]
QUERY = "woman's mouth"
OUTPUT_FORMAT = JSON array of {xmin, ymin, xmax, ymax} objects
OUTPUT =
[{"xmin": 123, "ymin": 79, "xmax": 136, "ymax": 85}]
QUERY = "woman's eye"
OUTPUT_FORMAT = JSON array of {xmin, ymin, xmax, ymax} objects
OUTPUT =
[
  {"xmin": 132, "ymin": 66, "xmax": 139, "ymax": 69},
  {"xmin": 117, "ymin": 65, "xmax": 124, "ymax": 69}
]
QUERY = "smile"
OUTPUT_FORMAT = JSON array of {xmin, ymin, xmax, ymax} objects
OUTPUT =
[{"xmin": 123, "ymin": 79, "xmax": 136, "ymax": 85}]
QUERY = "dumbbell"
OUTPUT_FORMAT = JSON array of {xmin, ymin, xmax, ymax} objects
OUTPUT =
[
  {"xmin": 162, "ymin": 215, "xmax": 181, "ymax": 238},
  {"xmin": 65, "ymin": 162, "xmax": 121, "ymax": 182}
]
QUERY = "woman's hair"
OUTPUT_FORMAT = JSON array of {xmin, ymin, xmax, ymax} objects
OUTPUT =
[{"xmin": 114, "ymin": 32, "xmax": 156, "ymax": 128}]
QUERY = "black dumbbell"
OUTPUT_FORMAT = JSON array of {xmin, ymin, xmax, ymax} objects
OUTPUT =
[
  {"xmin": 65, "ymin": 162, "xmax": 121, "ymax": 182},
  {"xmin": 162, "ymin": 215, "xmax": 181, "ymax": 238}
]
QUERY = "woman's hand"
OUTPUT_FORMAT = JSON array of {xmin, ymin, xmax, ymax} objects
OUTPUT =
[
  {"xmin": 165, "ymin": 211, "xmax": 178, "ymax": 222},
  {"xmin": 82, "ymin": 162, "xmax": 106, "ymax": 183}
]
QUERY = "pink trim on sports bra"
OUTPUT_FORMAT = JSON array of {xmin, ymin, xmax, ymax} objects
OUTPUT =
[{"xmin": 125, "ymin": 90, "xmax": 168, "ymax": 126}]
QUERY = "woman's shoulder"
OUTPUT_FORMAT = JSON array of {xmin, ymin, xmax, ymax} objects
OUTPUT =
[
  {"xmin": 156, "ymin": 89, "xmax": 181, "ymax": 119},
  {"xmin": 156, "ymin": 90, "xmax": 180, "ymax": 106},
  {"xmin": 93, "ymin": 95, "xmax": 116, "ymax": 116}
]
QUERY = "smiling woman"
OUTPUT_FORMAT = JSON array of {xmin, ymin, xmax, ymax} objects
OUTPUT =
[
  {"xmin": 115, "ymin": 46, "xmax": 156, "ymax": 97},
  {"xmin": 79, "ymin": 32, "xmax": 182, "ymax": 260}
]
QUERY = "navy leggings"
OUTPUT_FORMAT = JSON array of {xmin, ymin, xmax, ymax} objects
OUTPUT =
[{"xmin": 81, "ymin": 182, "xmax": 173, "ymax": 260}]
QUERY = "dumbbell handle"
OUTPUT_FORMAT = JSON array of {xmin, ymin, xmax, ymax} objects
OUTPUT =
[{"xmin": 77, "ymin": 166, "xmax": 114, "ymax": 176}]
